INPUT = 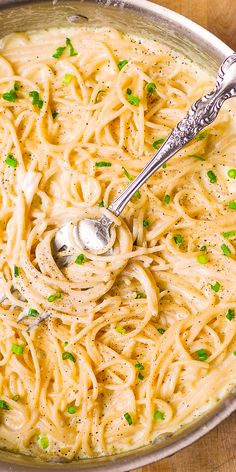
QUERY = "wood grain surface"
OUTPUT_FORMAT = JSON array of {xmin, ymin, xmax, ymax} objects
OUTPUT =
[{"xmin": 135, "ymin": 1, "xmax": 236, "ymax": 472}]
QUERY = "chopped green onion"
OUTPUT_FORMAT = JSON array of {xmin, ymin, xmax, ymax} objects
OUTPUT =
[
  {"xmin": 75, "ymin": 254, "xmax": 85, "ymax": 265},
  {"xmin": 0, "ymin": 400, "xmax": 10, "ymax": 410},
  {"xmin": 52, "ymin": 111, "xmax": 58, "ymax": 119},
  {"xmin": 134, "ymin": 362, "xmax": 144, "ymax": 370},
  {"xmin": 153, "ymin": 138, "xmax": 165, "ymax": 149},
  {"xmin": 28, "ymin": 308, "xmax": 39, "ymax": 317},
  {"xmin": 173, "ymin": 234, "xmax": 183, "ymax": 246},
  {"xmin": 221, "ymin": 244, "xmax": 231, "ymax": 257},
  {"xmin": 135, "ymin": 293, "xmax": 146, "ymax": 299},
  {"xmin": 196, "ymin": 130, "xmax": 208, "ymax": 141},
  {"xmin": 146, "ymin": 82, "xmax": 157, "ymax": 94},
  {"xmin": 207, "ymin": 170, "xmax": 217, "ymax": 183},
  {"xmin": 133, "ymin": 190, "xmax": 141, "ymax": 199},
  {"xmin": 188, "ymin": 154, "xmax": 206, "ymax": 161},
  {"xmin": 138, "ymin": 372, "xmax": 144, "ymax": 380},
  {"xmin": 124, "ymin": 412, "xmax": 132, "ymax": 425},
  {"xmin": 3, "ymin": 88, "xmax": 18, "ymax": 102},
  {"xmin": 200, "ymin": 246, "xmax": 206, "ymax": 252},
  {"xmin": 164, "ymin": 194, "xmax": 170, "ymax": 204},
  {"xmin": 47, "ymin": 291, "xmax": 61, "ymax": 302},
  {"xmin": 14, "ymin": 82, "xmax": 20, "ymax": 91},
  {"xmin": 123, "ymin": 167, "xmax": 133, "ymax": 181},
  {"xmin": 197, "ymin": 254, "xmax": 209, "ymax": 264},
  {"xmin": 98, "ymin": 200, "xmax": 104, "ymax": 207},
  {"xmin": 158, "ymin": 328, "xmax": 166, "ymax": 334},
  {"xmin": 63, "ymin": 74, "xmax": 74, "ymax": 85},
  {"xmin": 196, "ymin": 349, "xmax": 208, "ymax": 361},
  {"xmin": 143, "ymin": 219, "xmax": 150, "ymax": 227},
  {"xmin": 66, "ymin": 37, "xmax": 78, "ymax": 57},
  {"xmin": 211, "ymin": 281, "xmax": 221, "ymax": 292},
  {"xmin": 223, "ymin": 230, "xmax": 236, "ymax": 238},
  {"xmin": 95, "ymin": 161, "xmax": 112, "ymax": 167},
  {"xmin": 162, "ymin": 163, "xmax": 167, "ymax": 169},
  {"xmin": 39, "ymin": 436, "xmax": 49, "ymax": 450},
  {"xmin": 126, "ymin": 88, "xmax": 132, "ymax": 95},
  {"xmin": 52, "ymin": 46, "xmax": 66, "ymax": 58},
  {"xmin": 62, "ymin": 351, "xmax": 76, "ymax": 362},
  {"xmin": 12, "ymin": 395, "xmax": 20, "ymax": 402},
  {"xmin": 227, "ymin": 169, "xmax": 236, "ymax": 179},
  {"xmin": 115, "ymin": 324, "xmax": 126, "ymax": 334},
  {"xmin": 153, "ymin": 409, "xmax": 165, "ymax": 420},
  {"xmin": 29, "ymin": 91, "xmax": 43, "ymax": 109},
  {"xmin": 5, "ymin": 154, "xmax": 18, "ymax": 168},
  {"xmin": 14, "ymin": 265, "xmax": 19, "ymax": 277},
  {"xmin": 226, "ymin": 309, "xmax": 235, "ymax": 321},
  {"xmin": 127, "ymin": 95, "xmax": 140, "ymax": 106},
  {"xmin": 233, "ymin": 351, "xmax": 236, "ymax": 356},
  {"xmin": 67, "ymin": 405, "xmax": 77, "ymax": 414},
  {"xmin": 228, "ymin": 200, "xmax": 236, "ymax": 210},
  {"xmin": 11, "ymin": 344, "xmax": 24, "ymax": 355},
  {"xmin": 118, "ymin": 60, "xmax": 128, "ymax": 71},
  {"xmin": 64, "ymin": 341, "xmax": 69, "ymax": 347},
  {"xmin": 95, "ymin": 90, "xmax": 105, "ymax": 103}
]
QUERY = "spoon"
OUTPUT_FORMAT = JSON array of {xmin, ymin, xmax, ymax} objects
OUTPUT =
[{"xmin": 53, "ymin": 53, "xmax": 236, "ymax": 260}]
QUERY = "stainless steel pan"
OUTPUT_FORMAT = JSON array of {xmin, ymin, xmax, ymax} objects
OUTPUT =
[{"xmin": 0, "ymin": 1, "xmax": 234, "ymax": 470}]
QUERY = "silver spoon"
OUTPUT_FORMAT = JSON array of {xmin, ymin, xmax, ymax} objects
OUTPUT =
[{"xmin": 53, "ymin": 53, "xmax": 236, "ymax": 259}]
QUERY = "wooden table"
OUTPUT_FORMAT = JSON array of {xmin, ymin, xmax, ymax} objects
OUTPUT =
[{"xmin": 136, "ymin": 1, "xmax": 236, "ymax": 471}]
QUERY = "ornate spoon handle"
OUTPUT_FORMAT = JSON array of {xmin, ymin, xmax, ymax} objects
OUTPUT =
[{"xmin": 108, "ymin": 53, "xmax": 236, "ymax": 217}]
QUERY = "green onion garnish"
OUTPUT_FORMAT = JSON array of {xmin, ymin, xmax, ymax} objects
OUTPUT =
[
  {"xmin": 196, "ymin": 130, "xmax": 208, "ymax": 141},
  {"xmin": 153, "ymin": 409, "xmax": 165, "ymax": 420},
  {"xmin": 29, "ymin": 91, "xmax": 43, "ymax": 109},
  {"xmin": 118, "ymin": 60, "xmax": 128, "ymax": 71},
  {"xmin": 138, "ymin": 372, "xmax": 144, "ymax": 380},
  {"xmin": 3, "ymin": 87, "xmax": 18, "ymax": 102},
  {"xmin": 62, "ymin": 351, "xmax": 76, "ymax": 362},
  {"xmin": 28, "ymin": 308, "xmax": 39, "ymax": 317},
  {"xmin": 223, "ymin": 230, "xmax": 236, "ymax": 238},
  {"xmin": 63, "ymin": 74, "xmax": 73, "ymax": 85},
  {"xmin": 226, "ymin": 309, "xmax": 235, "ymax": 321},
  {"xmin": 164, "ymin": 194, "xmax": 170, "ymax": 204},
  {"xmin": 135, "ymin": 293, "xmax": 146, "ymax": 299},
  {"xmin": 211, "ymin": 281, "xmax": 221, "ymax": 292},
  {"xmin": 233, "ymin": 351, "xmax": 236, "ymax": 356},
  {"xmin": 173, "ymin": 234, "xmax": 183, "ymax": 246},
  {"xmin": 162, "ymin": 163, "xmax": 167, "ymax": 169},
  {"xmin": 47, "ymin": 291, "xmax": 61, "ymax": 302},
  {"xmin": 11, "ymin": 344, "xmax": 24, "ymax": 355},
  {"xmin": 146, "ymin": 82, "xmax": 157, "ymax": 94},
  {"xmin": 52, "ymin": 111, "xmax": 58, "ymax": 119},
  {"xmin": 12, "ymin": 395, "xmax": 20, "ymax": 402},
  {"xmin": 5, "ymin": 154, "xmax": 18, "ymax": 168},
  {"xmin": 0, "ymin": 400, "xmax": 10, "ymax": 410},
  {"xmin": 115, "ymin": 324, "xmax": 126, "ymax": 334},
  {"xmin": 196, "ymin": 349, "xmax": 208, "ymax": 361},
  {"xmin": 66, "ymin": 37, "xmax": 78, "ymax": 57},
  {"xmin": 126, "ymin": 88, "xmax": 132, "ymax": 95},
  {"xmin": 207, "ymin": 170, "xmax": 217, "ymax": 183},
  {"xmin": 75, "ymin": 254, "xmax": 85, "ymax": 265},
  {"xmin": 39, "ymin": 436, "xmax": 49, "ymax": 450},
  {"xmin": 123, "ymin": 167, "xmax": 132, "ymax": 181},
  {"xmin": 14, "ymin": 82, "xmax": 20, "ymax": 91},
  {"xmin": 67, "ymin": 405, "xmax": 77, "ymax": 414},
  {"xmin": 228, "ymin": 200, "xmax": 236, "ymax": 210},
  {"xmin": 153, "ymin": 138, "xmax": 165, "ymax": 149},
  {"xmin": 158, "ymin": 328, "xmax": 166, "ymax": 334},
  {"xmin": 221, "ymin": 244, "xmax": 231, "ymax": 257},
  {"xmin": 143, "ymin": 219, "xmax": 150, "ymax": 227},
  {"xmin": 127, "ymin": 95, "xmax": 141, "ymax": 106},
  {"xmin": 188, "ymin": 154, "xmax": 206, "ymax": 161},
  {"xmin": 64, "ymin": 341, "xmax": 69, "ymax": 347},
  {"xmin": 95, "ymin": 161, "xmax": 112, "ymax": 167},
  {"xmin": 197, "ymin": 254, "xmax": 209, "ymax": 264},
  {"xmin": 14, "ymin": 265, "xmax": 19, "ymax": 277},
  {"xmin": 227, "ymin": 169, "xmax": 236, "ymax": 179},
  {"xmin": 98, "ymin": 200, "xmax": 104, "ymax": 207},
  {"xmin": 134, "ymin": 362, "xmax": 144, "ymax": 370},
  {"xmin": 124, "ymin": 412, "xmax": 132, "ymax": 425},
  {"xmin": 200, "ymin": 245, "xmax": 206, "ymax": 252},
  {"xmin": 52, "ymin": 46, "xmax": 66, "ymax": 58}
]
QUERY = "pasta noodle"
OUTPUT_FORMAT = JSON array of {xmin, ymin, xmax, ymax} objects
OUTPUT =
[{"xmin": 0, "ymin": 26, "xmax": 236, "ymax": 460}]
